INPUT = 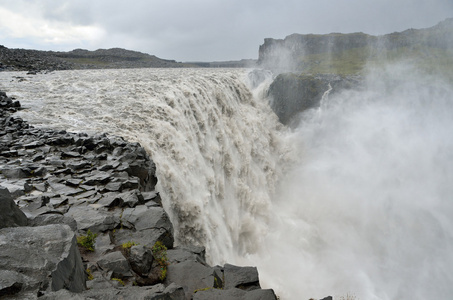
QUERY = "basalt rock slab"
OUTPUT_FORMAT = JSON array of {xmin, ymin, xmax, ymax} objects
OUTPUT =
[
  {"xmin": 192, "ymin": 287, "xmax": 278, "ymax": 300},
  {"xmin": 0, "ymin": 187, "xmax": 28, "ymax": 228},
  {"xmin": 29, "ymin": 213, "xmax": 78, "ymax": 232},
  {"xmin": 114, "ymin": 227, "xmax": 173, "ymax": 250},
  {"xmin": 97, "ymin": 251, "xmax": 132, "ymax": 279},
  {"xmin": 167, "ymin": 246, "xmax": 207, "ymax": 265},
  {"xmin": 80, "ymin": 283, "xmax": 184, "ymax": 300},
  {"xmin": 122, "ymin": 205, "xmax": 172, "ymax": 232},
  {"xmin": 223, "ymin": 263, "xmax": 260, "ymax": 290},
  {"xmin": 0, "ymin": 224, "xmax": 86, "ymax": 297},
  {"xmin": 165, "ymin": 260, "xmax": 223, "ymax": 300},
  {"xmin": 66, "ymin": 206, "xmax": 120, "ymax": 233},
  {"xmin": 115, "ymin": 205, "xmax": 174, "ymax": 248}
]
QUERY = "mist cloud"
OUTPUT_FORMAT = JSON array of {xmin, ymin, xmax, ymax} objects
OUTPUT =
[{"xmin": 249, "ymin": 62, "xmax": 453, "ymax": 299}]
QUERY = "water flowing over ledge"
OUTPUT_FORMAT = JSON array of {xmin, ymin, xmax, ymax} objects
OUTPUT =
[
  {"xmin": 0, "ymin": 68, "xmax": 291, "ymax": 265},
  {"xmin": 2, "ymin": 65, "xmax": 453, "ymax": 299}
]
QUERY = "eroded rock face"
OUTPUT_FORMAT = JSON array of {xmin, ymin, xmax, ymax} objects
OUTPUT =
[
  {"xmin": 267, "ymin": 73, "xmax": 362, "ymax": 126},
  {"xmin": 0, "ymin": 224, "xmax": 86, "ymax": 297},
  {"xmin": 268, "ymin": 73, "xmax": 328, "ymax": 125}
]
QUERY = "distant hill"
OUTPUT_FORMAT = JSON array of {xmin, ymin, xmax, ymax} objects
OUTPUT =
[
  {"xmin": 0, "ymin": 46, "xmax": 257, "ymax": 72},
  {"xmin": 0, "ymin": 47, "xmax": 193, "ymax": 71},
  {"xmin": 258, "ymin": 18, "xmax": 453, "ymax": 77},
  {"xmin": 53, "ymin": 48, "xmax": 190, "ymax": 69}
]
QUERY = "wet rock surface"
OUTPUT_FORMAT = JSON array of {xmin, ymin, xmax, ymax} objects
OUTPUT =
[
  {"xmin": 0, "ymin": 224, "xmax": 86, "ymax": 296},
  {"xmin": 0, "ymin": 92, "xmax": 277, "ymax": 299},
  {"xmin": 267, "ymin": 72, "xmax": 363, "ymax": 126}
]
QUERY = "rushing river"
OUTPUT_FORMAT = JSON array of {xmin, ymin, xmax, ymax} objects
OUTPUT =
[{"xmin": 1, "ymin": 66, "xmax": 452, "ymax": 300}]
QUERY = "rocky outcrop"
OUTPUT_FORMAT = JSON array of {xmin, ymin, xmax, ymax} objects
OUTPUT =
[
  {"xmin": 0, "ymin": 92, "xmax": 277, "ymax": 299},
  {"xmin": 0, "ymin": 45, "xmax": 73, "ymax": 72},
  {"xmin": 0, "ymin": 224, "xmax": 86, "ymax": 296},
  {"xmin": 267, "ymin": 73, "xmax": 363, "ymax": 125},
  {"xmin": 193, "ymin": 288, "xmax": 277, "ymax": 300},
  {"xmin": 0, "ymin": 188, "xmax": 27, "ymax": 228}
]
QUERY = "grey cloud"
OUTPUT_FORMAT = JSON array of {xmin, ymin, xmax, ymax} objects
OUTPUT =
[{"xmin": 1, "ymin": 0, "xmax": 452, "ymax": 61}]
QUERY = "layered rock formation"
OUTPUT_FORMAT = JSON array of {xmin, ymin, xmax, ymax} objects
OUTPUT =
[{"xmin": 0, "ymin": 92, "xmax": 278, "ymax": 299}]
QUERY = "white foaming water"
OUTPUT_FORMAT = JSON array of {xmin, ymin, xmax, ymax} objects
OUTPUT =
[{"xmin": 1, "ymin": 65, "xmax": 453, "ymax": 299}]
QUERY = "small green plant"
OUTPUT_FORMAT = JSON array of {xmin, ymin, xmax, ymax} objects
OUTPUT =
[
  {"xmin": 152, "ymin": 241, "xmax": 169, "ymax": 281},
  {"xmin": 159, "ymin": 267, "xmax": 167, "ymax": 281},
  {"xmin": 122, "ymin": 241, "xmax": 138, "ymax": 249},
  {"xmin": 152, "ymin": 241, "xmax": 168, "ymax": 265},
  {"xmin": 111, "ymin": 278, "xmax": 125, "ymax": 286},
  {"xmin": 194, "ymin": 287, "xmax": 213, "ymax": 293},
  {"xmin": 86, "ymin": 269, "xmax": 94, "ymax": 281},
  {"xmin": 214, "ymin": 276, "xmax": 223, "ymax": 289},
  {"xmin": 77, "ymin": 229, "xmax": 98, "ymax": 252}
]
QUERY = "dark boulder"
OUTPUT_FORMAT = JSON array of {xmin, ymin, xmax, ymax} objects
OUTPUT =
[
  {"xmin": 0, "ymin": 224, "xmax": 86, "ymax": 297},
  {"xmin": 268, "ymin": 73, "xmax": 328, "ymax": 125},
  {"xmin": 116, "ymin": 205, "xmax": 174, "ymax": 248},
  {"xmin": 29, "ymin": 213, "xmax": 78, "ymax": 231},
  {"xmin": 128, "ymin": 245, "xmax": 154, "ymax": 276},
  {"xmin": 0, "ymin": 187, "xmax": 28, "ymax": 228},
  {"xmin": 66, "ymin": 206, "xmax": 120, "ymax": 233},
  {"xmin": 97, "ymin": 251, "xmax": 132, "ymax": 279},
  {"xmin": 193, "ymin": 287, "xmax": 278, "ymax": 300},
  {"xmin": 165, "ymin": 260, "xmax": 223, "ymax": 300},
  {"xmin": 224, "ymin": 263, "xmax": 260, "ymax": 290}
]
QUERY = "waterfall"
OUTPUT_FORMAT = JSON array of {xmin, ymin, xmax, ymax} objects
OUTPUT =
[
  {"xmin": 1, "ymin": 64, "xmax": 452, "ymax": 299},
  {"xmin": 0, "ymin": 68, "xmax": 291, "ymax": 264}
]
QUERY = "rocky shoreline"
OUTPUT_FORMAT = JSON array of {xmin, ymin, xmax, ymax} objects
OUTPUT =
[{"xmin": 0, "ymin": 91, "xmax": 278, "ymax": 299}]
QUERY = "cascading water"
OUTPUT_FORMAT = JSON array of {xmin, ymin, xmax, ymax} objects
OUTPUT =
[
  {"xmin": 1, "ymin": 64, "xmax": 452, "ymax": 300},
  {"xmin": 0, "ymin": 68, "xmax": 291, "ymax": 265}
]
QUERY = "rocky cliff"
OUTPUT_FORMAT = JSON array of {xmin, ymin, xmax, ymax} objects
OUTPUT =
[
  {"xmin": 263, "ymin": 18, "xmax": 453, "ymax": 125},
  {"xmin": 258, "ymin": 18, "xmax": 453, "ymax": 73}
]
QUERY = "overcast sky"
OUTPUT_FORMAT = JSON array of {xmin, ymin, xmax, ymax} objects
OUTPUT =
[{"xmin": 0, "ymin": 0, "xmax": 452, "ymax": 62}]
